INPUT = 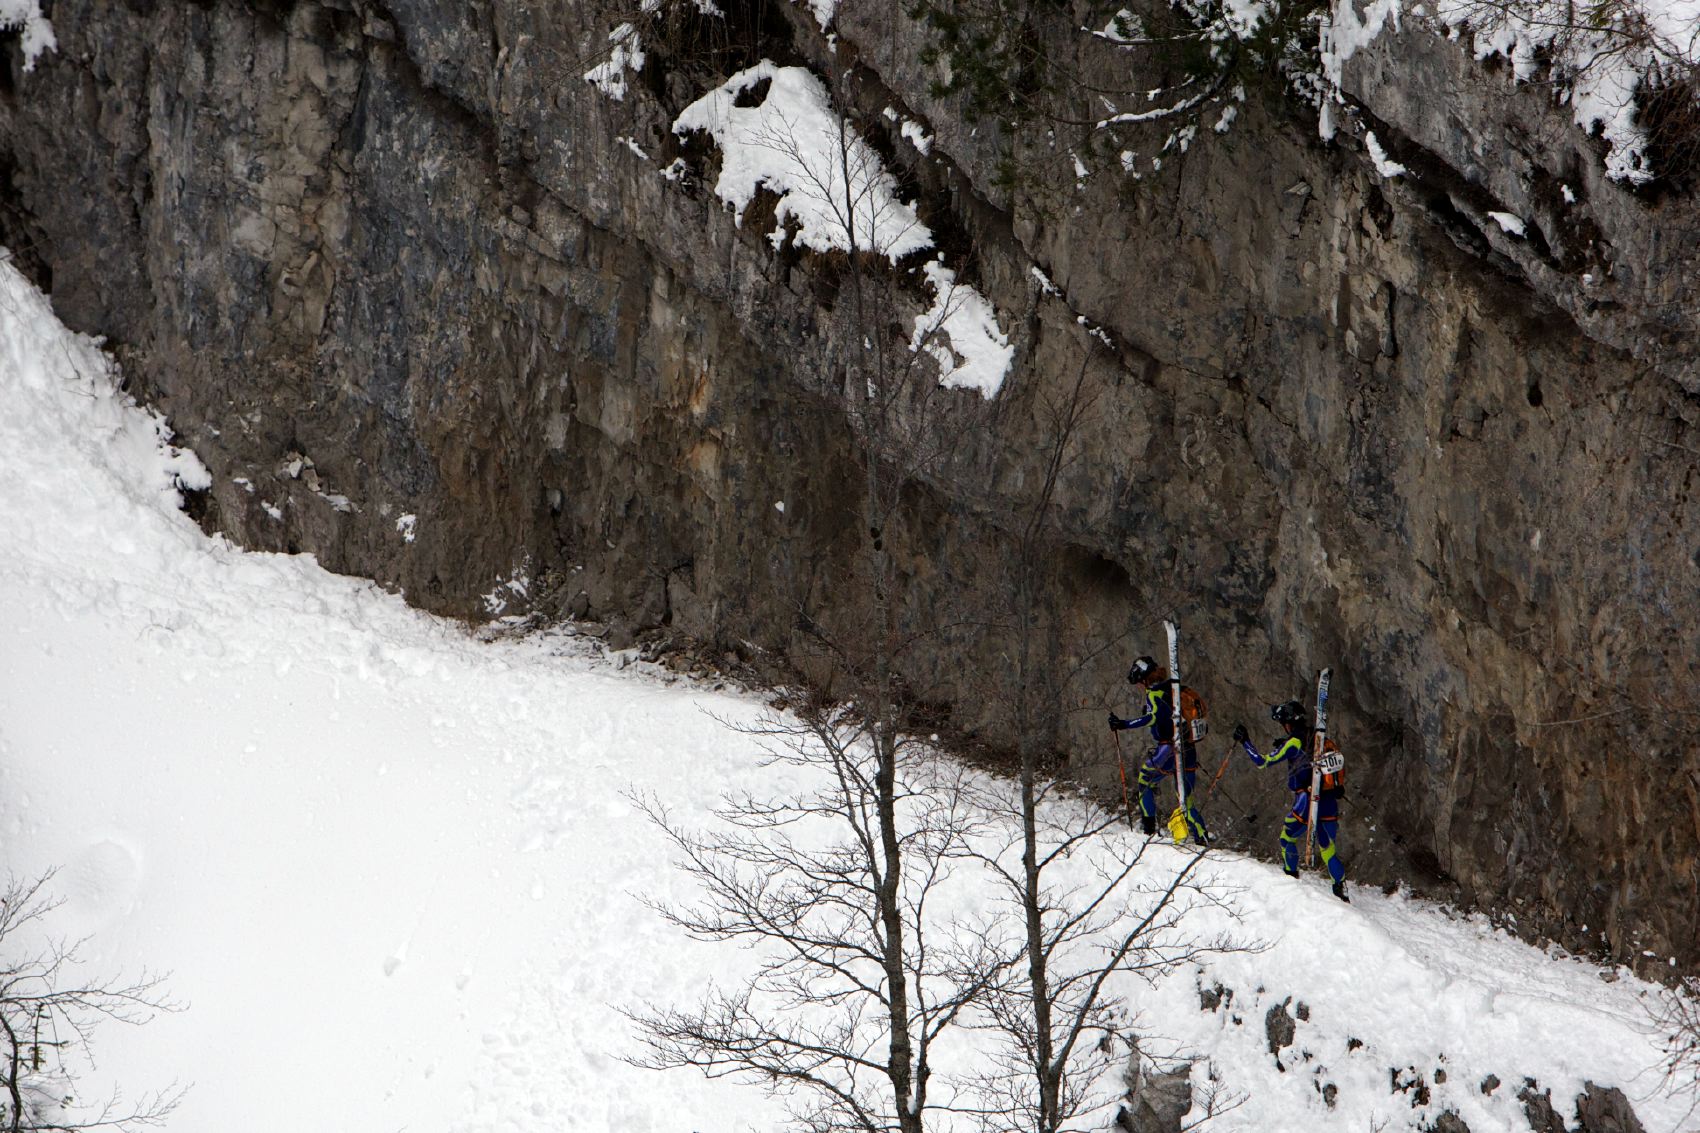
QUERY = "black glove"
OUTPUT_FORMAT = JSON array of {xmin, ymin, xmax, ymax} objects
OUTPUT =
[
  {"xmin": 1232, "ymin": 723, "xmax": 1249, "ymax": 745},
  {"xmin": 1108, "ymin": 713, "xmax": 1126, "ymax": 731}
]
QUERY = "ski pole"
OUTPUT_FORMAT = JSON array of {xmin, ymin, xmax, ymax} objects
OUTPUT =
[
  {"xmin": 1112, "ymin": 728, "xmax": 1135, "ymax": 829},
  {"xmin": 1200, "ymin": 750, "xmax": 1256, "ymax": 836},
  {"xmin": 1205, "ymin": 747, "xmax": 1233, "ymax": 798}
]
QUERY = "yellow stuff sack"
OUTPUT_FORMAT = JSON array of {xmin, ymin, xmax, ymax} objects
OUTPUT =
[{"xmin": 1168, "ymin": 808, "xmax": 1191, "ymax": 843}]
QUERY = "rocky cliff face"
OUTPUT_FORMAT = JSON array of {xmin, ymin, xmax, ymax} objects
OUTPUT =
[{"xmin": 2, "ymin": 0, "xmax": 1696, "ymax": 972}]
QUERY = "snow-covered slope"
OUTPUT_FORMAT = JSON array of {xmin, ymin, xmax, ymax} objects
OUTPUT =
[
  {"xmin": 0, "ymin": 256, "xmax": 1691, "ymax": 1131},
  {"xmin": 0, "ymin": 258, "xmax": 784, "ymax": 1131}
]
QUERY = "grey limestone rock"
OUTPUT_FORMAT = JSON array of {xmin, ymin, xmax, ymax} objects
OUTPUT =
[
  {"xmin": 1574, "ymin": 1082, "xmax": 1648, "ymax": 1133},
  {"xmin": 1266, "ymin": 998, "xmax": 1296, "ymax": 1056}
]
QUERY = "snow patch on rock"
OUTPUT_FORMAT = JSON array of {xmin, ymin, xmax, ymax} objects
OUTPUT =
[
  {"xmin": 584, "ymin": 22, "xmax": 644, "ymax": 101},
  {"xmin": 0, "ymin": 0, "xmax": 55, "ymax": 71},
  {"xmin": 674, "ymin": 63, "xmax": 1011, "ymax": 396}
]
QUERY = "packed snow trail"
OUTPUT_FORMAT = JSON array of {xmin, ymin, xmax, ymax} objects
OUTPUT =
[{"xmin": 0, "ymin": 257, "xmax": 1692, "ymax": 1131}]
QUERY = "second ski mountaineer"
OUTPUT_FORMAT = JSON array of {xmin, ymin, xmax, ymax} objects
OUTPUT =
[{"xmin": 1233, "ymin": 701, "xmax": 1350, "ymax": 901}]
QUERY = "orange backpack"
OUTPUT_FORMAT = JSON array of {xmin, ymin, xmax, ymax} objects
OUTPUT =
[
  {"xmin": 1315, "ymin": 738, "xmax": 1346, "ymax": 795},
  {"xmin": 1179, "ymin": 686, "xmax": 1208, "ymax": 743}
]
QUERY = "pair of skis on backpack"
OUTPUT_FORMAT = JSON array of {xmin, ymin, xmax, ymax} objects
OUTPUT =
[{"xmin": 1297, "ymin": 666, "xmax": 1349, "ymax": 902}]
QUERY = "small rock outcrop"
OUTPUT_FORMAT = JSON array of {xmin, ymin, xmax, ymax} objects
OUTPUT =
[
  {"xmin": 1118, "ymin": 1061, "xmax": 1194, "ymax": 1133},
  {"xmin": 1266, "ymin": 999, "xmax": 1297, "ymax": 1057},
  {"xmin": 1575, "ymin": 1082, "xmax": 1649, "ymax": 1133}
]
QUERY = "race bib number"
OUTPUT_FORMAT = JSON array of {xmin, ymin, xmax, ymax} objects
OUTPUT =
[
  {"xmin": 1190, "ymin": 719, "xmax": 1208, "ymax": 741},
  {"xmin": 1316, "ymin": 749, "xmax": 1344, "ymax": 774}
]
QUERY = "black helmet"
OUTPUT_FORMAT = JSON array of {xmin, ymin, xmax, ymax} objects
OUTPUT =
[
  {"xmin": 1127, "ymin": 656, "xmax": 1159, "ymax": 685},
  {"xmin": 1270, "ymin": 700, "xmax": 1306, "ymax": 725}
]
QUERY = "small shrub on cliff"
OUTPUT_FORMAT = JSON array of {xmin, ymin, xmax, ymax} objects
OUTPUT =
[{"xmin": 908, "ymin": 0, "xmax": 1328, "ymax": 189}]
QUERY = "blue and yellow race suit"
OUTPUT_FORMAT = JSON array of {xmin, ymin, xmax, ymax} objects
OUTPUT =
[
  {"xmin": 1239, "ymin": 729, "xmax": 1344, "ymax": 883},
  {"xmin": 1114, "ymin": 685, "xmax": 1206, "ymax": 841}
]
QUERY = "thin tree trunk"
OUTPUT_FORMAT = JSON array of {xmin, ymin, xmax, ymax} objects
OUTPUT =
[
  {"xmin": 833, "ymin": 56, "xmax": 923, "ymax": 1131},
  {"xmin": 1011, "ymin": 354, "xmax": 1096, "ymax": 1133},
  {"xmin": 1, "ymin": 1011, "xmax": 26, "ymax": 1133}
]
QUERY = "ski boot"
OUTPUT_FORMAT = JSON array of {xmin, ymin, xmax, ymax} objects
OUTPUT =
[
  {"xmin": 1332, "ymin": 880, "xmax": 1350, "ymax": 903},
  {"xmin": 1140, "ymin": 814, "xmax": 1157, "ymax": 836},
  {"xmin": 1282, "ymin": 867, "xmax": 1299, "ymax": 879}
]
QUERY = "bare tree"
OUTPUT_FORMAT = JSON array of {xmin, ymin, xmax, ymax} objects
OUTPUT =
[
  {"xmin": 629, "ymin": 53, "xmax": 1011, "ymax": 1133},
  {"xmin": 0, "ymin": 874, "xmax": 182, "ymax": 1133},
  {"xmin": 1652, "ymin": 976, "xmax": 1700, "ymax": 1127},
  {"xmin": 961, "ymin": 801, "xmax": 1253, "ymax": 1133},
  {"xmin": 943, "ymin": 345, "xmax": 1255, "ymax": 1133},
  {"xmin": 628, "ymin": 702, "xmax": 1014, "ymax": 1133}
]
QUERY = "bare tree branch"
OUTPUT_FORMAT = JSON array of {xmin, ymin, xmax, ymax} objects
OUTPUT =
[{"xmin": 0, "ymin": 874, "xmax": 183, "ymax": 1133}]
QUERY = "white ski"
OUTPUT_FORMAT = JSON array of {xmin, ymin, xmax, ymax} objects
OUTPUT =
[
  {"xmin": 1305, "ymin": 667, "xmax": 1332, "ymax": 867},
  {"xmin": 1164, "ymin": 619, "xmax": 1186, "ymax": 836}
]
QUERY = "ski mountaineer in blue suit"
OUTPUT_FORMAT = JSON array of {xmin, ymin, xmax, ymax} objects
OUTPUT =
[
  {"xmin": 1232, "ymin": 700, "xmax": 1349, "ymax": 902},
  {"xmin": 1108, "ymin": 656, "xmax": 1207, "ymax": 844}
]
